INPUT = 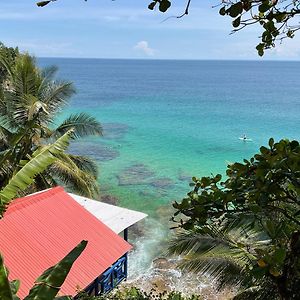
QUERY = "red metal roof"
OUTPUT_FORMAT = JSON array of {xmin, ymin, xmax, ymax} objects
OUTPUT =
[{"xmin": 0, "ymin": 187, "xmax": 132, "ymax": 298}]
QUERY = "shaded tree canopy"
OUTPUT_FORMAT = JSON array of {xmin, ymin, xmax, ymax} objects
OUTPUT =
[
  {"xmin": 171, "ymin": 138, "xmax": 300, "ymax": 299},
  {"xmin": 36, "ymin": 0, "xmax": 300, "ymax": 56}
]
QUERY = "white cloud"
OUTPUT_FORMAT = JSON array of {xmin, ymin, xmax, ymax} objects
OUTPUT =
[{"xmin": 134, "ymin": 41, "xmax": 156, "ymax": 56}]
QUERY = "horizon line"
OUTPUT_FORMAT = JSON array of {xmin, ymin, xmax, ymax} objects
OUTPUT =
[{"xmin": 37, "ymin": 56, "xmax": 300, "ymax": 63}]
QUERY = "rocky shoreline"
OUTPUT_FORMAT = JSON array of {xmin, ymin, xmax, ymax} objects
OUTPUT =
[{"xmin": 124, "ymin": 257, "xmax": 235, "ymax": 300}]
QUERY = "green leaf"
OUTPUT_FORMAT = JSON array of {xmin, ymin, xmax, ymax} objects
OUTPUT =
[
  {"xmin": 274, "ymin": 13, "xmax": 287, "ymax": 22},
  {"xmin": 24, "ymin": 240, "xmax": 87, "ymax": 300},
  {"xmin": 256, "ymin": 43, "xmax": 265, "ymax": 56},
  {"xmin": 259, "ymin": 2, "xmax": 271, "ymax": 13},
  {"xmin": 219, "ymin": 7, "xmax": 226, "ymax": 16},
  {"xmin": 54, "ymin": 113, "xmax": 102, "ymax": 140},
  {"xmin": 228, "ymin": 2, "xmax": 243, "ymax": 18},
  {"xmin": 265, "ymin": 220, "xmax": 276, "ymax": 238},
  {"xmin": 0, "ymin": 130, "xmax": 73, "ymax": 215},
  {"xmin": 268, "ymin": 138, "xmax": 274, "ymax": 148},
  {"xmin": 215, "ymin": 174, "xmax": 222, "ymax": 182},
  {"xmin": 148, "ymin": 1, "xmax": 157, "ymax": 10},
  {"xmin": 260, "ymin": 146, "xmax": 269, "ymax": 155},
  {"xmin": 232, "ymin": 16, "xmax": 241, "ymax": 28},
  {"xmin": 273, "ymin": 248, "xmax": 286, "ymax": 264},
  {"xmin": 36, "ymin": 1, "xmax": 51, "ymax": 7},
  {"xmin": 10, "ymin": 280, "xmax": 20, "ymax": 296},
  {"xmin": 159, "ymin": 0, "xmax": 171, "ymax": 13},
  {"xmin": 0, "ymin": 254, "xmax": 13, "ymax": 300},
  {"xmin": 290, "ymin": 140, "xmax": 299, "ymax": 150}
]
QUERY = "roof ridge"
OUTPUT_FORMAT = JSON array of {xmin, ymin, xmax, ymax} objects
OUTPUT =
[{"xmin": 3, "ymin": 186, "xmax": 64, "ymax": 217}]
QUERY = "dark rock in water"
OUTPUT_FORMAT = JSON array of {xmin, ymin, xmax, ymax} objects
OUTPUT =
[
  {"xmin": 138, "ymin": 190, "xmax": 153, "ymax": 197},
  {"xmin": 147, "ymin": 277, "xmax": 170, "ymax": 293},
  {"xmin": 117, "ymin": 163, "xmax": 155, "ymax": 186},
  {"xmin": 95, "ymin": 146, "xmax": 119, "ymax": 161},
  {"xmin": 150, "ymin": 177, "xmax": 173, "ymax": 189},
  {"xmin": 102, "ymin": 123, "xmax": 130, "ymax": 140},
  {"xmin": 152, "ymin": 257, "xmax": 176, "ymax": 270},
  {"xmin": 100, "ymin": 194, "xmax": 118, "ymax": 205},
  {"xmin": 129, "ymin": 222, "xmax": 146, "ymax": 239},
  {"xmin": 69, "ymin": 142, "xmax": 119, "ymax": 162},
  {"xmin": 178, "ymin": 174, "xmax": 192, "ymax": 182},
  {"xmin": 156, "ymin": 205, "xmax": 175, "ymax": 222},
  {"xmin": 178, "ymin": 169, "xmax": 192, "ymax": 182}
]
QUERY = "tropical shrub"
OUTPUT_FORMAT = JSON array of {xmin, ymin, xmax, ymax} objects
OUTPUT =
[
  {"xmin": 76, "ymin": 287, "xmax": 202, "ymax": 300},
  {"xmin": 0, "ymin": 130, "xmax": 73, "ymax": 217},
  {"xmin": 169, "ymin": 138, "xmax": 300, "ymax": 300}
]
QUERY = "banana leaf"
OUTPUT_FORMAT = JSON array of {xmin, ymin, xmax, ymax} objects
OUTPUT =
[{"xmin": 24, "ymin": 240, "xmax": 87, "ymax": 300}]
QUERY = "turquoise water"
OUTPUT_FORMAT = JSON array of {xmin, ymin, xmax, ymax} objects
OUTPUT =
[
  {"xmin": 39, "ymin": 58, "xmax": 300, "ymax": 212},
  {"xmin": 39, "ymin": 58, "xmax": 300, "ymax": 269}
]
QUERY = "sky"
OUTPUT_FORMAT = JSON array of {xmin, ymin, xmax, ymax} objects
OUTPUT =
[{"xmin": 1, "ymin": 0, "xmax": 300, "ymax": 60}]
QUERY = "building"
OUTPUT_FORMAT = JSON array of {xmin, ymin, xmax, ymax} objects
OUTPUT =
[{"xmin": 0, "ymin": 186, "xmax": 147, "ymax": 298}]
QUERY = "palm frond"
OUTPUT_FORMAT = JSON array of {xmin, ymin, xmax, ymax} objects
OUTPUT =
[
  {"xmin": 179, "ymin": 250, "xmax": 248, "ymax": 289},
  {"xmin": 12, "ymin": 54, "xmax": 39, "ymax": 96},
  {"xmin": 53, "ymin": 113, "xmax": 102, "ymax": 139},
  {"xmin": 40, "ymin": 65, "xmax": 58, "ymax": 84},
  {"xmin": 0, "ymin": 161, "xmax": 14, "ymax": 190},
  {"xmin": 168, "ymin": 226, "xmax": 261, "ymax": 290},
  {"xmin": 0, "ymin": 125, "xmax": 13, "ymax": 149},
  {"xmin": 41, "ymin": 81, "xmax": 75, "ymax": 118},
  {"xmin": 49, "ymin": 153, "xmax": 99, "ymax": 198},
  {"xmin": 0, "ymin": 53, "xmax": 14, "ymax": 79},
  {"xmin": 233, "ymin": 283, "xmax": 280, "ymax": 300},
  {"xmin": 0, "ymin": 130, "xmax": 73, "ymax": 215},
  {"xmin": 64, "ymin": 153, "xmax": 98, "ymax": 178},
  {"xmin": 0, "ymin": 54, "xmax": 41, "ymax": 128},
  {"xmin": 168, "ymin": 228, "xmax": 232, "ymax": 256}
]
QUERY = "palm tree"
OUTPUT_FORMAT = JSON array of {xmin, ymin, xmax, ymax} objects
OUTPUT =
[
  {"xmin": 0, "ymin": 130, "xmax": 73, "ymax": 216},
  {"xmin": 0, "ymin": 53, "xmax": 102, "ymax": 198},
  {"xmin": 168, "ymin": 225, "xmax": 280, "ymax": 300}
]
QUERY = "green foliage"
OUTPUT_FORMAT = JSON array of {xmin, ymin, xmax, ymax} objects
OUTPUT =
[
  {"xmin": 35, "ymin": 0, "xmax": 300, "ymax": 55},
  {"xmin": 171, "ymin": 138, "xmax": 300, "ymax": 299},
  {"xmin": 0, "ymin": 53, "xmax": 102, "ymax": 198},
  {"xmin": 0, "ymin": 240, "xmax": 87, "ymax": 300},
  {"xmin": 0, "ymin": 254, "xmax": 14, "ymax": 300},
  {"xmin": 36, "ymin": 1, "xmax": 53, "ymax": 7},
  {"xmin": 147, "ymin": 0, "xmax": 171, "ymax": 13},
  {"xmin": 0, "ymin": 130, "xmax": 72, "ymax": 216},
  {"xmin": 0, "ymin": 42, "xmax": 19, "ymax": 84},
  {"xmin": 77, "ymin": 287, "xmax": 202, "ymax": 300},
  {"xmin": 24, "ymin": 240, "xmax": 87, "ymax": 300},
  {"xmin": 146, "ymin": 0, "xmax": 300, "ymax": 55},
  {"xmin": 217, "ymin": 0, "xmax": 291, "ymax": 56}
]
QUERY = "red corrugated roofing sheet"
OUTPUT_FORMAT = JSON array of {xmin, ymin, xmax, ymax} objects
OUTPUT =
[{"xmin": 0, "ymin": 187, "xmax": 132, "ymax": 298}]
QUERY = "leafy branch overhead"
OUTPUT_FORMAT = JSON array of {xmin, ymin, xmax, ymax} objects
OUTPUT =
[
  {"xmin": 171, "ymin": 138, "xmax": 300, "ymax": 299},
  {"xmin": 148, "ymin": 0, "xmax": 300, "ymax": 56},
  {"xmin": 218, "ymin": 0, "xmax": 300, "ymax": 56},
  {"xmin": 36, "ymin": 0, "xmax": 300, "ymax": 56}
]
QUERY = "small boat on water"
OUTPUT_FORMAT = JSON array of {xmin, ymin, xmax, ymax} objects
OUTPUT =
[{"xmin": 239, "ymin": 134, "xmax": 252, "ymax": 142}]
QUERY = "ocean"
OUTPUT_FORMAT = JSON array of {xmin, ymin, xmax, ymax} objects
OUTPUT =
[{"xmin": 39, "ymin": 58, "xmax": 300, "ymax": 275}]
